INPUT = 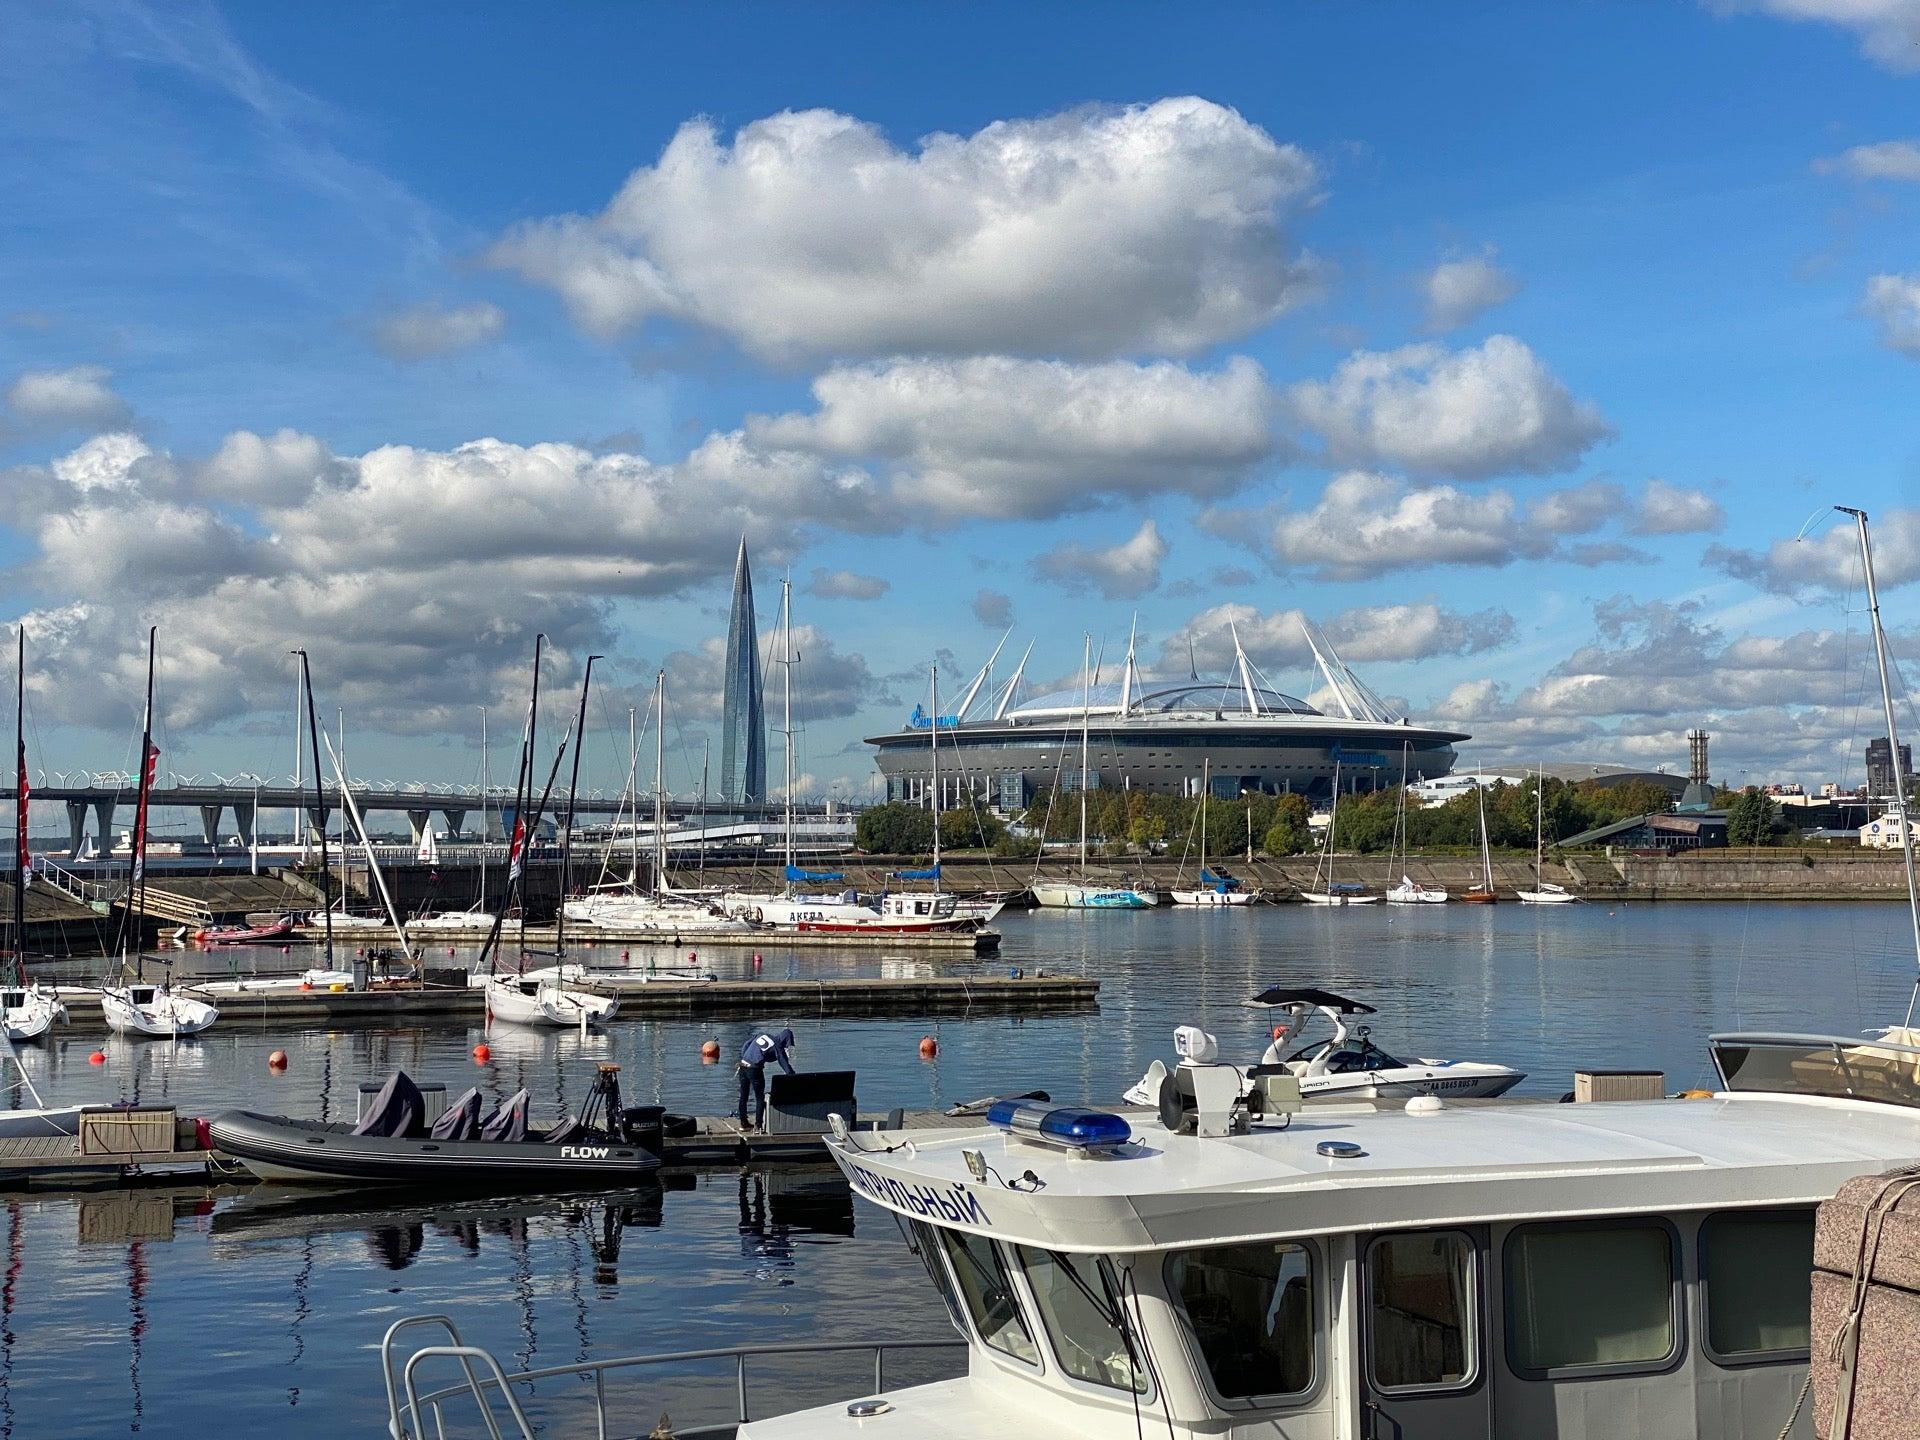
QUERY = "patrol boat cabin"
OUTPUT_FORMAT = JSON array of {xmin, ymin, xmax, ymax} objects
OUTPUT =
[{"xmin": 747, "ymin": 1029, "xmax": 1920, "ymax": 1440}]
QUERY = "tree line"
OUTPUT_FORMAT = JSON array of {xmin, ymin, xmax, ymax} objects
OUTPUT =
[{"xmin": 853, "ymin": 774, "xmax": 1686, "ymax": 858}]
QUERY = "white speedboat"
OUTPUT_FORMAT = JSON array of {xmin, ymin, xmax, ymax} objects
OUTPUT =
[
  {"xmin": 100, "ymin": 983, "xmax": 219, "ymax": 1037},
  {"xmin": 1, "ymin": 984, "xmax": 65, "ymax": 1042},
  {"xmin": 478, "ymin": 974, "xmax": 618, "ymax": 1028},
  {"xmin": 1386, "ymin": 874, "xmax": 1448, "ymax": 904}
]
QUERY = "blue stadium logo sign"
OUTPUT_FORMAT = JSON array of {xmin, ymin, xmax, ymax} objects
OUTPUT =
[{"xmin": 1329, "ymin": 745, "xmax": 1389, "ymax": 768}]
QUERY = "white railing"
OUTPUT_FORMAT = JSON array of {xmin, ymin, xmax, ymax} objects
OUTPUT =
[{"xmin": 382, "ymin": 1315, "xmax": 965, "ymax": 1440}]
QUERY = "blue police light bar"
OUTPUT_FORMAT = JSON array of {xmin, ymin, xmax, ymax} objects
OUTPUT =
[{"xmin": 985, "ymin": 1099, "xmax": 1132, "ymax": 1149}]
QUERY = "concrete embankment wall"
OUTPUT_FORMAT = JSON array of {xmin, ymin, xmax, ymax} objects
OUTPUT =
[{"xmin": 1562, "ymin": 848, "xmax": 1916, "ymax": 901}]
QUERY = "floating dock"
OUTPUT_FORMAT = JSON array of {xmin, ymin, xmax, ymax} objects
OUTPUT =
[{"xmin": 53, "ymin": 972, "xmax": 1096, "ymax": 1025}]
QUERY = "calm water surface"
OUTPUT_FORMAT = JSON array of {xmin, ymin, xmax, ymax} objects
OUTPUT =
[{"xmin": 8, "ymin": 902, "xmax": 1916, "ymax": 1436}]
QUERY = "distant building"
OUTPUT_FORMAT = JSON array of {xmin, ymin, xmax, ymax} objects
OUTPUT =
[
  {"xmin": 1867, "ymin": 738, "xmax": 1912, "ymax": 799},
  {"xmin": 1861, "ymin": 815, "xmax": 1920, "ymax": 850},
  {"xmin": 1562, "ymin": 810, "xmax": 1727, "ymax": 851},
  {"xmin": 718, "ymin": 539, "xmax": 766, "ymax": 805}
]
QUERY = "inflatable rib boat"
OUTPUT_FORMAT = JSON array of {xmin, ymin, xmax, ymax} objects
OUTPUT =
[{"xmin": 210, "ymin": 1066, "xmax": 662, "ymax": 1187}]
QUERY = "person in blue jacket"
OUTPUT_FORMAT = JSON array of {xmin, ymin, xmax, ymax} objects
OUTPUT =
[{"xmin": 737, "ymin": 1027, "xmax": 796, "ymax": 1130}]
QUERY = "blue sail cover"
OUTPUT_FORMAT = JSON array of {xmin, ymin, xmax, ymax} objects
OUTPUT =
[
  {"xmin": 893, "ymin": 864, "xmax": 942, "ymax": 880},
  {"xmin": 1200, "ymin": 868, "xmax": 1240, "ymax": 893},
  {"xmin": 786, "ymin": 865, "xmax": 846, "ymax": 883}
]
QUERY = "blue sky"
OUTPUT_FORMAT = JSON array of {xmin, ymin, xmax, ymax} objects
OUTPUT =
[{"xmin": 4, "ymin": 0, "xmax": 1920, "ymax": 800}]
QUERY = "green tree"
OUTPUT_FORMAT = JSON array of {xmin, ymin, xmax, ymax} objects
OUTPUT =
[
  {"xmin": 1726, "ymin": 789, "xmax": 1778, "ymax": 847},
  {"xmin": 1263, "ymin": 793, "xmax": 1312, "ymax": 856},
  {"xmin": 939, "ymin": 805, "xmax": 1004, "ymax": 852},
  {"xmin": 854, "ymin": 802, "xmax": 935, "ymax": 854},
  {"xmin": 1126, "ymin": 813, "xmax": 1166, "ymax": 851}
]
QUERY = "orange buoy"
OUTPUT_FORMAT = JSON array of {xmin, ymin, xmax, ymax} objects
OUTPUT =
[
  {"xmin": 473, "ymin": 1043, "xmax": 492, "ymax": 1064},
  {"xmin": 448, "ymin": 946, "xmax": 456, "ymax": 956},
  {"xmin": 752, "ymin": 951, "xmax": 763, "ymax": 969},
  {"xmin": 1272, "ymin": 1025, "xmax": 1285, "ymax": 1039},
  {"xmin": 268, "ymin": 1049, "xmax": 288, "ymax": 1069},
  {"xmin": 688, "ymin": 950, "xmax": 698, "ymax": 963},
  {"xmin": 621, "ymin": 949, "xmax": 630, "ymax": 961},
  {"xmin": 88, "ymin": 1050, "xmax": 105, "ymax": 1065},
  {"xmin": 700, "ymin": 1039, "xmax": 721, "ymax": 1063},
  {"xmin": 299, "ymin": 981, "xmax": 312, "ymax": 992},
  {"xmin": 918, "ymin": 1035, "xmax": 938, "ymax": 1059}
]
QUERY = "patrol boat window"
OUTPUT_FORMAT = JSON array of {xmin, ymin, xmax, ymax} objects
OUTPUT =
[
  {"xmin": 1368, "ymin": 1230, "xmax": 1475, "ymax": 1391},
  {"xmin": 937, "ymin": 1228, "xmax": 1040, "ymax": 1366},
  {"xmin": 1507, "ymin": 1219, "xmax": 1677, "ymax": 1376},
  {"xmin": 1015, "ymin": 1248, "xmax": 1145, "ymax": 1393},
  {"xmin": 1167, "ymin": 1241, "xmax": 1314, "ymax": 1401},
  {"xmin": 899, "ymin": 1217, "xmax": 966, "ymax": 1336},
  {"xmin": 1700, "ymin": 1209, "xmax": 1814, "ymax": 1362}
]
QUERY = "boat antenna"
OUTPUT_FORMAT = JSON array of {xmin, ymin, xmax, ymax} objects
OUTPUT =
[
  {"xmin": 1840, "ymin": 506, "xmax": 1920, "ymax": 1024},
  {"xmin": 554, "ymin": 653, "xmax": 601, "ymax": 959},
  {"xmin": 294, "ymin": 649, "xmax": 334, "ymax": 972}
]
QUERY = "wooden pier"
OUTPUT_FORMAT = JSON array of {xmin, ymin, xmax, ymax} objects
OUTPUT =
[
  {"xmin": 295, "ymin": 923, "xmax": 999, "ymax": 951},
  {"xmin": 53, "ymin": 972, "xmax": 1097, "ymax": 1025}
]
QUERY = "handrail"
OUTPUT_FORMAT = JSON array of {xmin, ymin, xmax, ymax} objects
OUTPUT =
[{"xmin": 383, "ymin": 1319, "xmax": 965, "ymax": 1440}]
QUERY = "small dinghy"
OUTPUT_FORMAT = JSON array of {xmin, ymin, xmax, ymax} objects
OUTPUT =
[
  {"xmin": 1, "ymin": 984, "xmax": 65, "ymax": 1042},
  {"xmin": 192, "ymin": 915, "xmax": 299, "ymax": 945},
  {"xmin": 100, "ymin": 983, "xmax": 219, "ymax": 1038},
  {"xmin": 210, "ymin": 1066, "xmax": 662, "ymax": 1187}
]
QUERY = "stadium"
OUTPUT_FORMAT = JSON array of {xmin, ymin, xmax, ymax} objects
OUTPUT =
[{"xmin": 869, "ymin": 627, "xmax": 1468, "ymax": 810}]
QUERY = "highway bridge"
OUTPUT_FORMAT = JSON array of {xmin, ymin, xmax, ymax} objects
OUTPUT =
[{"xmin": 0, "ymin": 780, "xmax": 807, "ymax": 859}]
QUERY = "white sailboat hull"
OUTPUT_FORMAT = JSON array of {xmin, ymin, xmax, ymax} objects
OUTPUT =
[
  {"xmin": 1, "ymin": 985, "xmax": 65, "ymax": 1042},
  {"xmin": 1518, "ymin": 885, "xmax": 1580, "ymax": 905},
  {"xmin": 1031, "ymin": 881, "xmax": 1159, "ymax": 909},
  {"xmin": 1386, "ymin": 881, "xmax": 1449, "ymax": 904},
  {"xmin": 1300, "ymin": 891, "xmax": 1379, "ymax": 906},
  {"xmin": 565, "ymin": 895, "xmax": 757, "ymax": 934},
  {"xmin": 1170, "ymin": 889, "xmax": 1256, "ymax": 907},
  {"xmin": 100, "ymin": 985, "xmax": 219, "ymax": 1036},
  {"xmin": 480, "ymin": 975, "xmax": 619, "ymax": 1028}
]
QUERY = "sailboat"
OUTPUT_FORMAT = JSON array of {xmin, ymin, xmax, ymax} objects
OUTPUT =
[
  {"xmin": 1460, "ymin": 784, "xmax": 1499, "ymax": 903},
  {"xmin": 724, "ymin": 586, "xmax": 982, "ymax": 934},
  {"xmin": 564, "ymin": 670, "xmax": 756, "ymax": 938},
  {"xmin": 1031, "ymin": 631, "xmax": 1158, "ymax": 909},
  {"xmin": 1171, "ymin": 759, "xmax": 1256, "ymax": 906},
  {"xmin": 409, "ymin": 708, "xmax": 495, "ymax": 933},
  {"xmin": 1516, "ymin": 766, "xmax": 1579, "ymax": 904},
  {"xmin": 3, "ymin": 629, "xmax": 63, "ymax": 1042},
  {"xmin": 1385, "ymin": 741, "xmax": 1447, "ymax": 904},
  {"xmin": 99, "ymin": 629, "xmax": 219, "ymax": 1037},
  {"xmin": 1300, "ymin": 760, "xmax": 1378, "ymax": 905}
]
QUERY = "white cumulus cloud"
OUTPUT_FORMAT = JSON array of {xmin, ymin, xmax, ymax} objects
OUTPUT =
[
  {"xmin": 1630, "ymin": 478, "xmax": 1723, "ymax": 535},
  {"xmin": 1166, "ymin": 601, "xmax": 1514, "ymax": 675},
  {"xmin": 373, "ymin": 300, "xmax": 506, "ymax": 360},
  {"xmin": 1423, "ymin": 249, "xmax": 1521, "ymax": 330},
  {"xmin": 1816, "ymin": 138, "xmax": 1920, "ymax": 181},
  {"xmin": 488, "ymin": 98, "xmax": 1322, "ymax": 362},
  {"xmin": 1865, "ymin": 273, "xmax": 1920, "ymax": 356},
  {"xmin": 1709, "ymin": 508, "xmax": 1920, "ymax": 593},
  {"xmin": 750, "ymin": 355, "xmax": 1277, "ymax": 521},
  {"xmin": 1717, "ymin": 1, "xmax": 1920, "ymax": 73},
  {"xmin": 1287, "ymin": 335, "xmax": 1611, "ymax": 479},
  {"xmin": 1032, "ymin": 519, "xmax": 1168, "ymax": 600},
  {"xmin": 5, "ymin": 365, "xmax": 130, "ymax": 431},
  {"xmin": 804, "ymin": 567, "xmax": 889, "ymax": 601}
]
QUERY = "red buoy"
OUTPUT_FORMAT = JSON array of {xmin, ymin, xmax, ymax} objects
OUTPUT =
[
  {"xmin": 918, "ymin": 1035, "xmax": 938, "ymax": 1059},
  {"xmin": 473, "ymin": 1043, "xmax": 492, "ymax": 1064},
  {"xmin": 700, "ymin": 1039, "xmax": 721, "ymax": 1063},
  {"xmin": 88, "ymin": 1050, "xmax": 105, "ymax": 1066},
  {"xmin": 267, "ymin": 1049, "xmax": 288, "ymax": 1069}
]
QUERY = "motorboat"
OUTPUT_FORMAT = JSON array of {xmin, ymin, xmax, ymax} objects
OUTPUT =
[
  {"xmin": 728, "ymin": 886, "xmax": 988, "ymax": 934},
  {"xmin": 477, "ymin": 972, "xmax": 619, "ymax": 1028},
  {"xmin": 1385, "ymin": 874, "xmax": 1448, "ymax": 904},
  {"xmin": 100, "ymin": 983, "xmax": 219, "ymax": 1037},
  {"xmin": 386, "ymin": 1026, "xmax": 1920, "ymax": 1440},
  {"xmin": 948, "ymin": 893, "xmax": 1012, "ymax": 923},
  {"xmin": 1121, "ymin": 987, "xmax": 1523, "ymax": 1106},
  {"xmin": 1, "ymin": 984, "xmax": 65, "ymax": 1042},
  {"xmin": 191, "ymin": 915, "xmax": 299, "ymax": 945},
  {"xmin": 211, "ymin": 1066, "xmax": 661, "ymax": 1187},
  {"xmin": 1029, "ymin": 879, "xmax": 1158, "ymax": 909}
]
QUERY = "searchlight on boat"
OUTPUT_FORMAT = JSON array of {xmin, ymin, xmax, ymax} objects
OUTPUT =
[{"xmin": 984, "ymin": 1099, "xmax": 1132, "ymax": 1151}]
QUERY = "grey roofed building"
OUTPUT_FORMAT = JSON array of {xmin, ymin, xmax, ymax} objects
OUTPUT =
[{"xmin": 718, "ymin": 539, "xmax": 766, "ymax": 805}]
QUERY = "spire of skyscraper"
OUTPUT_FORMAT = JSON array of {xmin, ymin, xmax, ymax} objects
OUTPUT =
[{"xmin": 718, "ymin": 538, "xmax": 766, "ymax": 805}]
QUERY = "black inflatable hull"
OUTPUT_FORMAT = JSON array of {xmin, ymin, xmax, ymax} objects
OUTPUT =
[{"xmin": 209, "ymin": 1110, "xmax": 661, "ymax": 1188}]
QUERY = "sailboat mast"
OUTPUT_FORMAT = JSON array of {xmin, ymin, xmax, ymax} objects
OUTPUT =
[
  {"xmin": 1323, "ymin": 759, "xmax": 1342, "ymax": 892},
  {"xmin": 11, "ymin": 628, "xmax": 25, "ymax": 978},
  {"xmin": 1198, "ymin": 758, "xmax": 1209, "ymax": 881},
  {"xmin": 1535, "ymin": 767, "xmax": 1545, "ymax": 888},
  {"xmin": 475, "ymin": 635, "xmax": 541, "ymax": 976},
  {"xmin": 478, "ymin": 706, "xmax": 488, "ymax": 913},
  {"xmin": 653, "ymin": 671, "xmax": 666, "ymax": 894},
  {"xmin": 554, "ymin": 654, "xmax": 600, "ymax": 959},
  {"xmin": 930, "ymin": 666, "xmax": 941, "ymax": 874},
  {"xmin": 520, "ymin": 637, "xmax": 544, "ymax": 957},
  {"xmin": 781, "ymin": 580, "xmax": 795, "ymax": 879},
  {"xmin": 1842, "ymin": 506, "xmax": 1920, "ymax": 1022},
  {"xmin": 1478, "ymin": 786, "xmax": 1494, "ymax": 889},
  {"xmin": 1078, "ymin": 635, "xmax": 1091, "ymax": 871},
  {"xmin": 627, "ymin": 704, "xmax": 640, "ymax": 890},
  {"xmin": 115, "ymin": 627, "xmax": 158, "ymax": 975},
  {"xmin": 295, "ymin": 650, "xmax": 334, "ymax": 970}
]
